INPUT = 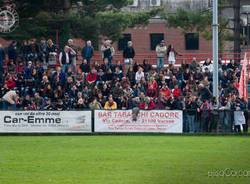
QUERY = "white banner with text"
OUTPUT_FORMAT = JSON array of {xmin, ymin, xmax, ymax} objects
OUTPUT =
[
  {"xmin": 0, "ymin": 111, "xmax": 92, "ymax": 133},
  {"xmin": 94, "ymin": 110, "xmax": 183, "ymax": 133}
]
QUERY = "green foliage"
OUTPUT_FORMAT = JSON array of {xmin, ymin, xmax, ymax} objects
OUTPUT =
[
  {"xmin": 0, "ymin": 0, "xmax": 163, "ymax": 48},
  {"xmin": 161, "ymin": 8, "xmax": 231, "ymax": 51}
]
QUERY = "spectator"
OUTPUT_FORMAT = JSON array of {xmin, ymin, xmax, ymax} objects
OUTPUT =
[
  {"xmin": 104, "ymin": 96, "xmax": 117, "ymax": 110},
  {"xmin": 209, "ymin": 97, "xmax": 219, "ymax": 132},
  {"xmin": 146, "ymin": 85, "xmax": 157, "ymax": 99},
  {"xmin": 172, "ymin": 84, "xmax": 182, "ymax": 98},
  {"xmin": 140, "ymin": 97, "xmax": 155, "ymax": 110},
  {"xmin": 219, "ymin": 96, "xmax": 232, "ymax": 132},
  {"xmin": 142, "ymin": 59, "xmax": 152, "ymax": 73},
  {"xmin": 34, "ymin": 92, "xmax": 44, "ymax": 110},
  {"xmin": 101, "ymin": 40, "xmax": 115, "ymax": 65},
  {"xmin": 68, "ymin": 39, "xmax": 78, "ymax": 73},
  {"xmin": 167, "ymin": 44, "xmax": 178, "ymax": 67},
  {"xmin": 156, "ymin": 40, "xmax": 167, "ymax": 71},
  {"xmin": 46, "ymin": 39, "xmax": 57, "ymax": 64},
  {"xmin": 113, "ymin": 67, "xmax": 123, "ymax": 81},
  {"xmin": 232, "ymin": 99, "xmax": 246, "ymax": 133},
  {"xmin": 123, "ymin": 41, "xmax": 135, "ymax": 73},
  {"xmin": 112, "ymin": 60, "xmax": 124, "ymax": 73},
  {"xmin": 89, "ymin": 97, "xmax": 102, "ymax": 110},
  {"xmin": 160, "ymin": 83, "xmax": 171, "ymax": 99},
  {"xmin": 135, "ymin": 67, "xmax": 144, "ymax": 83},
  {"xmin": 227, "ymin": 59, "xmax": 237, "ymax": 71},
  {"xmin": 200, "ymin": 99, "xmax": 210, "ymax": 132},
  {"xmin": 96, "ymin": 69, "xmax": 106, "ymax": 87},
  {"xmin": 7, "ymin": 59, "xmax": 16, "ymax": 76},
  {"xmin": 80, "ymin": 59, "xmax": 90, "ymax": 74},
  {"xmin": 126, "ymin": 67, "xmax": 135, "ymax": 86},
  {"xmin": 155, "ymin": 92, "xmax": 168, "ymax": 110},
  {"xmin": 5, "ymin": 75, "xmax": 15, "ymax": 90},
  {"xmin": 8, "ymin": 41, "xmax": 18, "ymax": 64},
  {"xmin": 2, "ymin": 90, "xmax": 18, "ymax": 110},
  {"xmin": 82, "ymin": 40, "xmax": 94, "ymax": 66},
  {"xmin": 59, "ymin": 45, "xmax": 76, "ymax": 73},
  {"xmin": 198, "ymin": 84, "xmax": 212, "ymax": 102},
  {"xmin": 87, "ymin": 67, "xmax": 97, "ymax": 86},
  {"xmin": 42, "ymin": 97, "xmax": 53, "ymax": 110},
  {"xmin": 20, "ymin": 40, "xmax": 29, "ymax": 63},
  {"xmin": 185, "ymin": 96, "xmax": 198, "ymax": 133},
  {"xmin": 24, "ymin": 61, "xmax": 34, "ymax": 79},
  {"xmin": 202, "ymin": 58, "xmax": 213, "ymax": 72},
  {"xmin": 27, "ymin": 39, "xmax": 40, "ymax": 62},
  {"xmin": 189, "ymin": 57, "xmax": 200, "ymax": 72},
  {"xmin": 39, "ymin": 37, "xmax": 47, "ymax": 63}
]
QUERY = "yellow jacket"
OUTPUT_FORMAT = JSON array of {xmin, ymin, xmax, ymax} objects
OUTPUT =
[{"xmin": 104, "ymin": 101, "xmax": 117, "ymax": 110}]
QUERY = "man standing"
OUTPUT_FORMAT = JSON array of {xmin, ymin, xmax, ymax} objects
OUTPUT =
[
  {"xmin": 156, "ymin": 40, "xmax": 167, "ymax": 71},
  {"xmin": 81, "ymin": 40, "xmax": 94, "ymax": 66},
  {"xmin": 59, "ymin": 46, "xmax": 76, "ymax": 73},
  {"xmin": 68, "ymin": 39, "xmax": 78, "ymax": 73},
  {"xmin": 101, "ymin": 40, "xmax": 115, "ymax": 66},
  {"xmin": 123, "ymin": 41, "xmax": 135, "ymax": 73}
]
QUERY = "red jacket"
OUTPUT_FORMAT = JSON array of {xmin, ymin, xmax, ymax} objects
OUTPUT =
[
  {"xmin": 87, "ymin": 72, "xmax": 97, "ymax": 83},
  {"xmin": 160, "ymin": 88, "xmax": 171, "ymax": 99},
  {"xmin": 147, "ymin": 81, "xmax": 158, "ymax": 90},
  {"xmin": 140, "ymin": 101, "xmax": 155, "ymax": 110},
  {"xmin": 5, "ymin": 80, "xmax": 15, "ymax": 90},
  {"xmin": 172, "ymin": 88, "xmax": 181, "ymax": 98}
]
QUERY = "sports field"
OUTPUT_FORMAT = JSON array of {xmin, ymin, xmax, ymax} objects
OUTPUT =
[{"xmin": 0, "ymin": 135, "xmax": 249, "ymax": 184}]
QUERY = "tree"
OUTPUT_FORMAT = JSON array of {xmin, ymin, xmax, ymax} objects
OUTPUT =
[{"xmin": 0, "ymin": 0, "xmax": 163, "ymax": 49}]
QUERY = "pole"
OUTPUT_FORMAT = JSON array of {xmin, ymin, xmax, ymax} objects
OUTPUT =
[{"xmin": 213, "ymin": 0, "xmax": 219, "ymax": 98}]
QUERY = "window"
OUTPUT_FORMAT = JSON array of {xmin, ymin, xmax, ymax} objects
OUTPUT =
[
  {"xmin": 150, "ymin": 33, "xmax": 164, "ymax": 50},
  {"xmin": 118, "ymin": 34, "xmax": 131, "ymax": 51},
  {"xmin": 185, "ymin": 33, "xmax": 199, "ymax": 50}
]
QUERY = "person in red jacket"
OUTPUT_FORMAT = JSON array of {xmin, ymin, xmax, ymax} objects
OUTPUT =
[
  {"xmin": 140, "ymin": 97, "xmax": 155, "ymax": 110},
  {"xmin": 172, "ymin": 84, "xmax": 182, "ymax": 98},
  {"xmin": 159, "ymin": 83, "xmax": 171, "ymax": 99},
  {"xmin": 87, "ymin": 67, "xmax": 97, "ymax": 86},
  {"xmin": 5, "ymin": 75, "xmax": 15, "ymax": 90},
  {"xmin": 146, "ymin": 85, "xmax": 157, "ymax": 99},
  {"xmin": 147, "ymin": 76, "xmax": 158, "ymax": 90}
]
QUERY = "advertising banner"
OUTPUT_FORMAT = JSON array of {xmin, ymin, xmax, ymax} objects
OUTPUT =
[
  {"xmin": 95, "ymin": 110, "xmax": 183, "ymax": 133},
  {"xmin": 0, "ymin": 111, "xmax": 92, "ymax": 133}
]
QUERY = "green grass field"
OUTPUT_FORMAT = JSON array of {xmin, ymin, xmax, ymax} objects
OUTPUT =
[{"xmin": 0, "ymin": 135, "xmax": 249, "ymax": 184}]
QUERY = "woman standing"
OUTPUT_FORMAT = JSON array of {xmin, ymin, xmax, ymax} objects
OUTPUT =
[{"xmin": 167, "ymin": 44, "xmax": 178, "ymax": 67}]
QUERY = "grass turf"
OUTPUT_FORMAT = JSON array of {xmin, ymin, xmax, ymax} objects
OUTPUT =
[{"xmin": 0, "ymin": 135, "xmax": 249, "ymax": 184}]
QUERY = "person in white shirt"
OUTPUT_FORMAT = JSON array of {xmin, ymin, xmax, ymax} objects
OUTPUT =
[
  {"xmin": 59, "ymin": 46, "xmax": 76, "ymax": 73},
  {"xmin": 135, "ymin": 67, "xmax": 144, "ymax": 83}
]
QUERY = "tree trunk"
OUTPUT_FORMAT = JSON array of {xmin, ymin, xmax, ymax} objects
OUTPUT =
[{"xmin": 232, "ymin": 0, "xmax": 241, "ymax": 65}]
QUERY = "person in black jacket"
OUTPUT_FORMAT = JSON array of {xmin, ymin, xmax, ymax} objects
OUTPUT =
[
  {"xmin": 123, "ymin": 41, "xmax": 135, "ymax": 73},
  {"xmin": 185, "ymin": 96, "xmax": 199, "ymax": 133},
  {"xmin": 8, "ymin": 41, "xmax": 18, "ymax": 64},
  {"xmin": 198, "ymin": 84, "xmax": 212, "ymax": 102}
]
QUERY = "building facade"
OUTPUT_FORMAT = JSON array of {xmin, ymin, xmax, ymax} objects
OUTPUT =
[{"xmin": 103, "ymin": 0, "xmax": 213, "ymax": 55}]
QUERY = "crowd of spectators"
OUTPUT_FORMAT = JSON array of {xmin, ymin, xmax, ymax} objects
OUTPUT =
[{"xmin": 0, "ymin": 38, "xmax": 249, "ymax": 133}]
